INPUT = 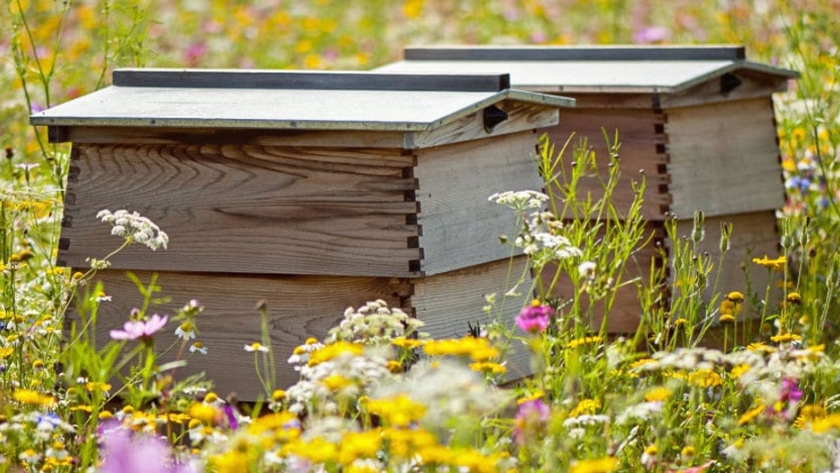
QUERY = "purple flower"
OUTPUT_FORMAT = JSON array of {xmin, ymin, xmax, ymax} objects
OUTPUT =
[
  {"xmin": 99, "ymin": 422, "xmax": 197, "ymax": 473},
  {"xmin": 515, "ymin": 301, "xmax": 553, "ymax": 333},
  {"xmin": 781, "ymin": 377, "xmax": 803, "ymax": 404},
  {"xmin": 513, "ymin": 398, "xmax": 550, "ymax": 445},
  {"xmin": 633, "ymin": 26, "xmax": 669, "ymax": 44},
  {"xmin": 110, "ymin": 314, "xmax": 169, "ymax": 341}
]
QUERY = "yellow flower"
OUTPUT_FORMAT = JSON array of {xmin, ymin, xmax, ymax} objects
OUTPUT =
[
  {"xmin": 0, "ymin": 347, "xmax": 14, "ymax": 359},
  {"xmin": 731, "ymin": 364, "xmax": 751, "ymax": 378},
  {"xmin": 811, "ymin": 413, "xmax": 840, "ymax": 434},
  {"xmin": 308, "ymin": 342, "xmax": 365, "ymax": 366},
  {"xmin": 770, "ymin": 332, "xmax": 803, "ymax": 343},
  {"xmin": 189, "ymin": 402, "xmax": 218, "ymax": 424},
  {"xmin": 569, "ymin": 399, "xmax": 601, "ymax": 417},
  {"xmin": 738, "ymin": 404, "xmax": 765, "ymax": 425},
  {"xmin": 322, "ymin": 374, "xmax": 353, "ymax": 391},
  {"xmin": 364, "ymin": 394, "xmax": 427, "ymax": 427},
  {"xmin": 469, "ymin": 361, "xmax": 507, "ymax": 375},
  {"xmin": 719, "ymin": 313, "xmax": 736, "ymax": 324},
  {"xmin": 688, "ymin": 369, "xmax": 722, "ymax": 388},
  {"xmin": 570, "ymin": 457, "xmax": 619, "ymax": 473},
  {"xmin": 13, "ymin": 389, "xmax": 55, "ymax": 406},
  {"xmin": 392, "ymin": 337, "xmax": 424, "ymax": 349},
  {"xmin": 423, "ymin": 337, "xmax": 499, "ymax": 362},
  {"xmin": 794, "ymin": 404, "xmax": 826, "ymax": 429},
  {"xmin": 271, "ymin": 389, "xmax": 286, "ymax": 402},
  {"xmin": 644, "ymin": 387, "xmax": 671, "ymax": 402},
  {"xmin": 567, "ymin": 335, "xmax": 603, "ymax": 350},
  {"xmin": 786, "ymin": 292, "xmax": 802, "ymax": 304},
  {"xmin": 517, "ymin": 390, "xmax": 545, "ymax": 405},
  {"xmin": 338, "ymin": 430, "xmax": 383, "ymax": 465},
  {"xmin": 752, "ymin": 255, "xmax": 786, "ymax": 271}
]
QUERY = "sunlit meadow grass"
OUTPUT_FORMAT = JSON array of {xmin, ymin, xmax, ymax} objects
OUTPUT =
[{"xmin": 2, "ymin": 0, "xmax": 840, "ymax": 471}]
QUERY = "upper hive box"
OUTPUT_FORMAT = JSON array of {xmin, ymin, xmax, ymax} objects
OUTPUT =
[
  {"xmin": 32, "ymin": 69, "xmax": 573, "ymax": 398},
  {"xmin": 378, "ymin": 45, "xmax": 798, "ymax": 332}
]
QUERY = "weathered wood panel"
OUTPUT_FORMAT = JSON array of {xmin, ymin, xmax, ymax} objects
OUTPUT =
[
  {"xmin": 73, "ymin": 269, "xmax": 412, "ymax": 400},
  {"xmin": 544, "ymin": 107, "xmax": 671, "ymax": 221},
  {"xmin": 672, "ymin": 211, "xmax": 781, "ymax": 311},
  {"xmin": 60, "ymin": 144, "xmax": 422, "ymax": 277},
  {"xmin": 411, "ymin": 256, "xmax": 534, "ymax": 380},
  {"xmin": 666, "ymin": 98, "xmax": 785, "ymax": 218},
  {"xmin": 660, "ymin": 70, "xmax": 790, "ymax": 109},
  {"xmin": 414, "ymin": 131, "xmax": 544, "ymax": 275},
  {"xmin": 410, "ymin": 101, "xmax": 558, "ymax": 149}
]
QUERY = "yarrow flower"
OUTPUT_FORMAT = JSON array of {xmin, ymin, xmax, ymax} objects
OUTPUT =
[
  {"xmin": 488, "ymin": 190, "xmax": 549, "ymax": 211},
  {"xmin": 515, "ymin": 300, "xmax": 553, "ymax": 333},
  {"xmin": 97, "ymin": 209, "xmax": 169, "ymax": 251},
  {"xmin": 110, "ymin": 314, "xmax": 168, "ymax": 341}
]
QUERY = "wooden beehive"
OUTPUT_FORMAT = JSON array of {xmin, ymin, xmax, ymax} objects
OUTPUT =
[
  {"xmin": 378, "ymin": 45, "xmax": 798, "ymax": 332},
  {"xmin": 32, "ymin": 69, "xmax": 573, "ymax": 399}
]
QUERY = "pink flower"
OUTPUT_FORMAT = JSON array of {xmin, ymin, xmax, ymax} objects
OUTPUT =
[
  {"xmin": 513, "ymin": 398, "xmax": 550, "ymax": 445},
  {"xmin": 515, "ymin": 301, "xmax": 553, "ymax": 333},
  {"xmin": 110, "ymin": 314, "xmax": 169, "ymax": 341},
  {"xmin": 633, "ymin": 26, "xmax": 669, "ymax": 44},
  {"xmin": 99, "ymin": 422, "xmax": 198, "ymax": 473}
]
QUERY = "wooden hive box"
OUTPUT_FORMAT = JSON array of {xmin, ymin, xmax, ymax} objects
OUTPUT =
[
  {"xmin": 32, "ymin": 69, "xmax": 573, "ymax": 399},
  {"xmin": 378, "ymin": 45, "xmax": 798, "ymax": 332}
]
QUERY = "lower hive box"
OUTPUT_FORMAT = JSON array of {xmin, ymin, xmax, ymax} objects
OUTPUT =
[{"xmin": 76, "ymin": 257, "xmax": 534, "ymax": 400}]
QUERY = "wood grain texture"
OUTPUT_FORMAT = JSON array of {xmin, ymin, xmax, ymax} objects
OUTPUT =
[
  {"xmin": 409, "ymin": 101, "xmax": 559, "ymax": 149},
  {"xmin": 60, "ymin": 143, "xmax": 422, "ymax": 276},
  {"xmin": 71, "ymin": 269, "xmax": 412, "ymax": 400},
  {"xmin": 672, "ymin": 211, "xmax": 782, "ymax": 311},
  {"xmin": 543, "ymin": 107, "xmax": 671, "ymax": 221},
  {"xmin": 666, "ymin": 98, "xmax": 785, "ymax": 218},
  {"xmin": 414, "ymin": 132, "xmax": 544, "ymax": 275},
  {"xmin": 57, "ymin": 126, "xmax": 411, "ymax": 148},
  {"xmin": 411, "ymin": 256, "xmax": 535, "ymax": 381}
]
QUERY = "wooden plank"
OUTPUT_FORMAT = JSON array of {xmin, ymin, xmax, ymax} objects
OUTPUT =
[
  {"xmin": 408, "ymin": 100, "xmax": 559, "ymax": 149},
  {"xmin": 660, "ymin": 69, "xmax": 791, "ymax": 108},
  {"xmin": 404, "ymin": 45, "xmax": 747, "ymax": 62},
  {"xmin": 672, "ymin": 211, "xmax": 782, "ymax": 313},
  {"xmin": 70, "ymin": 269, "xmax": 411, "ymax": 401},
  {"xmin": 411, "ymin": 256, "xmax": 534, "ymax": 381},
  {"xmin": 114, "ymin": 68, "xmax": 512, "ymax": 92},
  {"xmin": 544, "ymin": 107, "xmax": 671, "ymax": 221},
  {"xmin": 414, "ymin": 132, "xmax": 544, "ymax": 275},
  {"xmin": 59, "ymin": 144, "xmax": 422, "ymax": 277},
  {"xmin": 540, "ymin": 222, "xmax": 664, "ymax": 333},
  {"xmin": 55, "ymin": 126, "xmax": 410, "ymax": 148},
  {"xmin": 666, "ymin": 98, "xmax": 785, "ymax": 218}
]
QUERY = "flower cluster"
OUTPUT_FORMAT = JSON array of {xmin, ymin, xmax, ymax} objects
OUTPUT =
[{"xmin": 97, "ymin": 209, "xmax": 170, "ymax": 250}]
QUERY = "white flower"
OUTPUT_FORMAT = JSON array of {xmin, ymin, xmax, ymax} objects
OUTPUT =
[
  {"xmin": 488, "ymin": 190, "xmax": 549, "ymax": 211},
  {"xmin": 578, "ymin": 261, "xmax": 597, "ymax": 277},
  {"xmin": 189, "ymin": 342, "xmax": 208, "ymax": 355},
  {"xmin": 244, "ymin": 342, "xmax": 269, "ymax": 353},
  {"xmin": 97, "ymin": 209, "xmax": 169, "ymax": 250},
  {"xmin": 175, "ymin": 322, "xmax": 197, "ymax": 340}
]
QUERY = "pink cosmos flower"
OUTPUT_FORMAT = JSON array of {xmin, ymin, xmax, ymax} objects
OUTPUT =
[
  {"xmin": 513, "ymin": 398, "xmax": 550, "ymax": 445},
  {"xmin": 110, "ymin": 314, "xmax": 169, "ymax": 341},
  {"xmin": 99, "ymin": 422, "xmax": 198, "ymax": 473},
  {"xmin": 515, "ymin": 301, "xmax": 553, "ymax": 333}
]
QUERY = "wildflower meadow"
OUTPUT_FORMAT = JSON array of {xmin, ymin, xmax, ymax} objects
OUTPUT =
[{"xmin": 3, "ymin": 0, "xmax": 840, "ymax": 471}]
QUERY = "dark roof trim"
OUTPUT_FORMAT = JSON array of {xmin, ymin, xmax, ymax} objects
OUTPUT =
[
  {"xmin": 404, "ymin": 45, "xmax": 747, "ymax": 61},
  {"xmin": 113, "ymin": 68, "xmax": 512, "ymax": 92}
]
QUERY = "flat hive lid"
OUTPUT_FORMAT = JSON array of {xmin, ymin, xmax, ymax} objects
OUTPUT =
[
  {"xmin": 30, "ymin": 69, "xmax": 574, "ymax": 131},
  {"xmin": 376, "ymin": 45, "xmax": 798, "ymax": 93}
]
